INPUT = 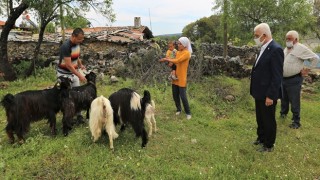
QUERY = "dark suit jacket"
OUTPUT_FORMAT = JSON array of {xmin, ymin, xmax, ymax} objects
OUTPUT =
[{"xmin": 250, "ymin": 40, "xmax": 284, "ymax": 101}]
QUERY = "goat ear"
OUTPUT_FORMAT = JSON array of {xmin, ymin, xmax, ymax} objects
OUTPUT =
[
  {"xmin": 81, "ymin": 69, "xmax": 89, "ymax": 75},
  {"xmin": 69, "ymin": 77, "xmax": 73, "ymax": 83},
  {"xmin": 56, "ymin": 77, "xmax": 62, "ymax": 88},
  {"xmin": 55, "ymin": 81, "xmax": 61, "ymax": 89}
]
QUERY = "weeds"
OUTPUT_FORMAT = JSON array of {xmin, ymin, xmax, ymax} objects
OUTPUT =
[{"xmin": 0, "ymin": 68, "xmax": 319, "ymax": 179}]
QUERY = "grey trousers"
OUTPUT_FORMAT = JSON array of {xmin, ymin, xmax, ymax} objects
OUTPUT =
[
  {"xmin": 280, "ymin": 75, "xmax": 303, "ymax": 124},
  {"xmin": 172, "ymin": 84, "xmax": 191, "ymax": 115},
  {"xmin": 57, "ymin": 71, "xmax": 80, "ymax": 87}
]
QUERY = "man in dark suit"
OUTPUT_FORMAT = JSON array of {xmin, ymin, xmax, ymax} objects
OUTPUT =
[{"xmin": 250, "ymin": 23, "xmax": 284, "ymax": 152}]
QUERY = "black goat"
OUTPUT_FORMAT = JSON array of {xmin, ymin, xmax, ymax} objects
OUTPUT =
[
  {"xmin": 1, "ymin": 76, "xmax": 72, "ymax": 144},
  {"xmin": 108, "ymin": 88, "xmax": 151, "ymax": 147},
  {"xmin": 61, "ymin": 72, "xmax": 97, "ymax": 136}
]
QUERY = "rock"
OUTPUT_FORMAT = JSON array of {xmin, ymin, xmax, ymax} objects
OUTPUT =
[
  {"xmin": 224, "ymin": 95, "xmax": 235, "ymax": 102},
  {"xmin": 110, "ymin": 75, "xmax": 119, "ymax": 83},
  {"xmin": 0, "ymin": 82, "xmax": 9, "ymax": 89},
  {"xmin": 302, "ymin": 86, "xmax": 315, "ymax": 94},
  {"xmin": 191, "ymin": 139, "xmax": 197, "ymax": 144}
]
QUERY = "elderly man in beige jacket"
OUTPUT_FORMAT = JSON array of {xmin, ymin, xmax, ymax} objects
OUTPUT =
[{"xmin": 280, "ymin": 30, "xmax": 319, "ymax": 129}]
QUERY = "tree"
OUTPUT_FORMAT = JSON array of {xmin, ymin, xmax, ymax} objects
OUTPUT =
[
  {"xmin": 182, "ymin": 15, "xmax": 222, "ymax": 43},
  {"xmin": 63, "ymin": 8, "xmax": 90, "ymax": 29},
  {"xmin": 312, "ymin": 0, "xmax": 320, "ymax": 39},
  {"xmin": 25, "ymin": 0, "xmax": 59, "ymax": 77},
  {"xmin": 24, "ymin": 0, "xmax": 115, "ymax": 77},
  {"xmin": 59, "ymin": 1, "xmax": 65, "ymax": 41},
  {"xmin": 0, "ymin": 0, "xmax": 115, "ymax": 80},
  {"xmin": 213, "ymin": 0, "xmax": 316, "ymax": 46},
  {"xmin": 222, "ymin": 0, "xmax": 228, "ymax": 58},
  {"xmin": 0, "ymin": 0, "xmax": 30, "ymax": 81},
  {"xmin": 45, "ymin": 22, "xmax": 55, "ymax": 33}
]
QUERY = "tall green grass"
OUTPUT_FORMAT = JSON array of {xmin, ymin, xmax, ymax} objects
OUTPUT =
[{"xmin": 0, "ymin": 67, "xmax": 319, "ymax": 179}]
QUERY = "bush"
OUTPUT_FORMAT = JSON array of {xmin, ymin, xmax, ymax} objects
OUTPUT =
[
  {"xmin": 312, "ymin": 45, "xmax": 320, "ymax": 53},
  {"xmin": 13, "ymin": 60, "xmax": 31, "ymax": 78}
]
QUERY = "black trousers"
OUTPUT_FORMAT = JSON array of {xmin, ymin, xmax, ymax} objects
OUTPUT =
[
  {"xmin": 280, "ymin": 75, "xmax": 303, "ymax": 124},
  {"xmin": 172, "ymin": 84, "xmax": 191, "ymax": 115},
  {"xmin": 171, "ymin": 64, "xmax": 177, "ymax": 70},
  {"xmin": 255, "ymin": 99, "xmax": 277, "ymax": 148}
]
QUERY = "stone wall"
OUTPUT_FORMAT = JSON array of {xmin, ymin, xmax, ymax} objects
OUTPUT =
[
  {"xmin": 199, "ymin": 43, "xmax": 258, "ymax": 64},
  {"xmin": 5, "ymin": 41, "xmax": 259, "ymax": 79},
  {"xmin": 7, "ymin": 40, "xmax": 319, "ymax": 80},
  {"xmin": 7, "ymin": 40, "xmax": 129, "ymax": 62}
]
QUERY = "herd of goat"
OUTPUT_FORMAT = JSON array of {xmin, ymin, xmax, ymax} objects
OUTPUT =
[{"xmin": 1, "ymin": 72, "xmax": 157, "ymax": 149}]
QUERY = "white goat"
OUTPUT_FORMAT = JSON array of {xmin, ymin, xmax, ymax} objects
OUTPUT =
[{"xmin": 89, "ymin": 95, "xmax": 118, "ymax": 149}]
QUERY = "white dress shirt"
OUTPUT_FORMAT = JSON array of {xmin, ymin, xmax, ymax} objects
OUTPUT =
[
  {"xmin": 283, "ymin": 43, "xmax": 319, "ymax": 77},
  {"xmin": 255, "ymin": 39, "xmax": 273, "ymax": 67}
]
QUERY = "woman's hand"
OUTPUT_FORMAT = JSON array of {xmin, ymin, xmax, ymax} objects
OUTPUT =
[{"xmin": 159, "ymin": 58, "xmax": 168, "ymax": 62}]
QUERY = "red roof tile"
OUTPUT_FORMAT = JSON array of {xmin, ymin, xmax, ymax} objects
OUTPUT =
[
  {"xmin": 0, "ymin": 20, "xmax": 6, "ymax": 26},
  {"xmin": 65, "ymin": 26, "xmax": 146, "ymax": 34}
]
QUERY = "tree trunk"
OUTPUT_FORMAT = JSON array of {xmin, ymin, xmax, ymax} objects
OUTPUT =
[
  {"xmin": 223, "ymin": 0, "xmax": 228, "ymax": 59},
  {"xmin": 0, "ymin": 2, "xmax": 29, "ymax": 81},
  {"xmin": 25, "ymin": 22, "xmax": 47, "ymax": 77},
  {"xmin": 60, "ymin": 3, "xmax": 65, "ymax": 42},
  {"xmin": 25, "ymin": 13, "xmax": 58, "ymax": 77}
]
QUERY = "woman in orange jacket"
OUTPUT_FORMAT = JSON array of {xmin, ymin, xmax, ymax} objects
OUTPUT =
[{"xmin": 160, "ymin": 37, "xmax": 192, "ymax": 120}]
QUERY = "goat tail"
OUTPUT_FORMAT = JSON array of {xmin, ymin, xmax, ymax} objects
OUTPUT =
[
  {"xmin": 101, "ymin": 97, "xmax": 107, "ymax": 119},
  {"xmin": 1, "ymin": 93, "xmax": 15, "ymax": 109},
  {"xmin": 141, "ymin": 90, "xmax": 151, "ymax": 111},
  {"xmin": 102, "ymin": 97, "xmax": 113, "ymax": 120}
]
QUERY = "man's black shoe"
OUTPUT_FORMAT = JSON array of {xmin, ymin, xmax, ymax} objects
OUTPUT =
[
  {"xmin": 252, "ymin": 140, "xmax": 263, "ymax": 145},
  {"xmin": 280, "ymin": 114, "xmax": 287, "ymax": 119},
  {"xmin": 257, "ymin": 146, "xmax": 273, "ymax": 152},
  {"xmin": 289, "ymin": 123, "xmax": 301, "ymax": 129}
]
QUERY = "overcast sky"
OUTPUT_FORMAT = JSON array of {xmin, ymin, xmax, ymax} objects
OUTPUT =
[{"xmin": 86, "ymin": 0, "xmax": 215, "ymax": 35}]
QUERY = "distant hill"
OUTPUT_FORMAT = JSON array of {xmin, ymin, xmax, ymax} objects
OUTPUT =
[{"xmin": 155, "ymin": 33, "xmax": 182, "ymax": 37}]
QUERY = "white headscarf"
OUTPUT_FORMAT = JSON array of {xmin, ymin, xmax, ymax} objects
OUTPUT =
[{"xmin": 178, "ymin": 37, "xmax": 193, "ymax": 54}]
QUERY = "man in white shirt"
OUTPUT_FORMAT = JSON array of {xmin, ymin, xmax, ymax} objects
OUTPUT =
[{"xmin": 281, "ymin": 30, "xmax": 319, "ymax": 129}]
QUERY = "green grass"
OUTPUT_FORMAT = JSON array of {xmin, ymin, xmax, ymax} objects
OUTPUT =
[{"xmin": 0, "ymin": 67, "xmax": 319, "ymax": 179}]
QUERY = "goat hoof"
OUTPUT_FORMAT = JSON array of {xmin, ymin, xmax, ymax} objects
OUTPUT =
[
  {"xmin": 18, "ymin": 139, "xmax": 25, "ymax": 144},
  {"xmin": 51, "ymin": 130, "xmax": 57, "ymax": 136},
  {"xmin": 8, "ymin": 139, "xmax": 14, "ymax": 144},
  {"xmin": 76, "ymin": 115, "xmax": 85, "ymax": 124}
]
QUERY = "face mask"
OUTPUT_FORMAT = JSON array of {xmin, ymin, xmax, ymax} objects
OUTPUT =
[
  {"xmin": 254, "ymin": 34, "xmax": 265, "ymax": 47},
  {"xmin": 286, "ymin": 41, "xmax": 294, "ymax": 48}
]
